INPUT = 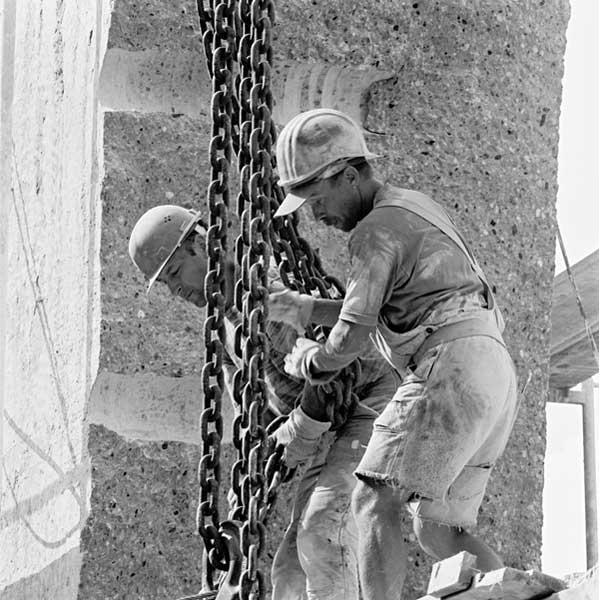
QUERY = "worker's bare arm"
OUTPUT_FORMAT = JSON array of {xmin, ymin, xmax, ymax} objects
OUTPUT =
[{"xmin": 311, "ymin": 318, "xmax": 374, "ymax": 373}]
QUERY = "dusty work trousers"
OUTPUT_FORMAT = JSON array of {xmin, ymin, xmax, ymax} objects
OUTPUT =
[{"xmin": 271, "ymin": 380, "xmax": 394, "ymax": 600}]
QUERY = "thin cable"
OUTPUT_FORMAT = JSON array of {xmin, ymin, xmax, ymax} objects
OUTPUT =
[{"xmin": 556, "ymin": 222, "xmax": 599, "ymax": 370}]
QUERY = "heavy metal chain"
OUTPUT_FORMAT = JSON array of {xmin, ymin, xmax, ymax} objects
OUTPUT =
[
  {"xmin": 194, "ymin": 0, "xmax": 361, "ymax": 597},
  {"xmin": 196, "ymin": 0, "xmax": 237, "ymax": 593},
  {"xmin": 229, "ymin": 1, "xmax": 275, "ymax": 596}
]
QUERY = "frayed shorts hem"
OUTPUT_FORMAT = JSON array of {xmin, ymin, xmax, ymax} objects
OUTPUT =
[
  {"xmin": 407, "ymin": 499, "xmax": 477, "ymax": 529},
  {"xmin": 408, "ymin": 507, "xmax": 476, "ymax": 529},
  {"xmin": 354, "ymin": 470, "xmax": 442, "ymax": 501},
  {"xmin": 355, "ymin": 471, "xmax": 477, "ymax": 529},
  {"xmin": 355, "ymin": 469, "xmax": 396, "ymax": 487}
]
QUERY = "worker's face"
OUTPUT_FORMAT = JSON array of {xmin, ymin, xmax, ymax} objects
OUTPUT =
[
  {"xmin": 294, "ymin": 168, "xmax": 361, "ymax": 232},
  {"xmin": 159, "ymin": 237, "xmax": 208, "ymax": 308}
]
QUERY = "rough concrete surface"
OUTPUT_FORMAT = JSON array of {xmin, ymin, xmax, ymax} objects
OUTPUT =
[
  {"xmin": 81, "ymin": 425, "xmax": 295, "ymax": 599},
  {"xmin": 99, "ymin": 110, "xmax": 209, "ymax": 377},
  {"xmin": 81, "ymin": 0, "xmax": 570, "ymax": 598},
  {"xmin": 0, "ymin": 0, "xmax": 111, "ymax": 598}
]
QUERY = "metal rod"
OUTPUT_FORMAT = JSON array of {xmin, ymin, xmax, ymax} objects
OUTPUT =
[{"xmin": 581, "ymin": 379, "xmax": 598, "ymax": 569}]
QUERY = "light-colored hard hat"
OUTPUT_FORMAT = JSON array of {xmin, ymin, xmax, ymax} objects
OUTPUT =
[
  {"xmin": 274, "ymin": 108, "xmax": 379, "ymax": 217},
  {"xmin": 128, "ymin": 204, "xmax": 206, "ymax": 292}
]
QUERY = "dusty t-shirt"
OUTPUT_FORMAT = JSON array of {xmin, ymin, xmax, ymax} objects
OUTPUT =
[
  {"xmin": 221, "ymin": 264, "xmax": 393, "ymax": 416},
  {"xmin": 339, "ymin": 184, "xmax": 494, "ymax": 371}
]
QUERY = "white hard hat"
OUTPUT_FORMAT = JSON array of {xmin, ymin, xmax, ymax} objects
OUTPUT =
[
  {"xmin": 274, "ymin": 108, "xmax": 379, "ymax": 217},
  {"xmin": 128, "ymin": 205, "xmax": 206, "ymax": 292}
]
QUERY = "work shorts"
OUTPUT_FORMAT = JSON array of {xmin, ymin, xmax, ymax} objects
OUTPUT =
[{"xmin": 355, "ymin": 335, "xmax": 519, "ymax": 528}]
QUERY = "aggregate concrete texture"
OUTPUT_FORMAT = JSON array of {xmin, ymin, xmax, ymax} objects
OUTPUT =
[
  {"xmin": 84, "ymin": 0, "xmax": 569, "ymax": 598},
  {"xmin": 0, "ymin": 0, "xmax": 112, "ymax": 598}
]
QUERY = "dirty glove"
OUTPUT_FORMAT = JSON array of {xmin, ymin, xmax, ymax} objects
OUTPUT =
[
  {"xmin": 269, "ymin": 405, "xmax": 331, "ymax": 468},
  {"xmin": 284, "ymin": 337, "xmax": 340, "ymax": 384},
  {"xmin": 268, "ymin": 285, "xmax": 315, "ymax": 335}
]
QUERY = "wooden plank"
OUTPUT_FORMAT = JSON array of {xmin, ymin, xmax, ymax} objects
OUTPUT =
[
  {"xmin": 448, "ymin": 567, "xmax": 565, "ymax": 600},
  {"xmin": 426, "ymin": 551, "xmax": 478, "ymax": 597}
]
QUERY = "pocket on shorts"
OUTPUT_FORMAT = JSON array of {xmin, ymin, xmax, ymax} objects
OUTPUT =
[
  {"xmin": 371, "ymin": 393, "xmax": 419, "ymax": 435},
  {"xmin": 406, "ymin": 344, "xmax": 443, "ymax": 382},
  {"xmin": 447, "ymin": 463, "xmax": 493, "ymax": 501}
]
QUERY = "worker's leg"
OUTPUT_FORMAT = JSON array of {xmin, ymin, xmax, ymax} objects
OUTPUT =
[
  {"xmin": 272, "ymin": 433, "xmax": 335, "ymax": 600},
  {"xmin": 351, "ymin": 478, "xmax": 409, "ymax": 599},
  {"xmin": 406, "ymin": 335, "xmax": 519, "ymax": 572},
  {"xmin": 413, "ymin": 518, "xmax": 503, "ymax": 571},
  {"xmin": 296, "ymin": 403, "xmax": 384, "ymax": 600},
  {"xmin": 353, "ymin": 334, "xmax": 519, "ymax": 598},
  {"xmin": 271, "ymin": 516, "xmax": 308, "ymax": 600}
]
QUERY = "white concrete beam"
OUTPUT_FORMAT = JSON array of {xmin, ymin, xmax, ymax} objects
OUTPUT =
[
  {"xmin": 88, "ymin": 371, "xmax": 235, "ymax": 445},
  {"xmin": 99, "ymin": 49, "xmax": 393, "ymax": 128}
]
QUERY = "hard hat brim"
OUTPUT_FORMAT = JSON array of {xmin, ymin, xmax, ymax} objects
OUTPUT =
[
  {"xmin": 274, "ymin": 151, "xmax": 381, "ymax": 218},
  {"xmin": 146, "ymin": 211, "xmax": 205, "ymax": 293},
  {"xmin": 273, "ymin": 191, "xmax": 308, "ymax": 218}
]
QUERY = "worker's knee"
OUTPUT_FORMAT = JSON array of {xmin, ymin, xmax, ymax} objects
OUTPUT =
[{"xmin": 297, "ymin": 505, "xmax": 341, "ymax": 559}]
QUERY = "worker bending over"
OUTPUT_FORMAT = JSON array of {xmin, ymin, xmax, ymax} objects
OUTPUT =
[
  {"xmin": 270, "ymin": 108, "xmax": 520, "ymax": 600},
  {"xmin": 128, "ymin": 204, "xmax": 398, "ymax": 599}
]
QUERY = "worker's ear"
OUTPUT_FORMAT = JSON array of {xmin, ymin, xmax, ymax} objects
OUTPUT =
[
  {"xmin": 180, "ymin": 233, "xmax": 198, "ymax": 257},
  {"xmin": 341, "ymin": 165, "xmax": 360, "ymax": 187}
]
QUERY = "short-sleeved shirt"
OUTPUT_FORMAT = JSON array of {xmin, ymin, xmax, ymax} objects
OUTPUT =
[{"xmin": 339, "ymin": 184, "xmax": 492, "ymax": 371}]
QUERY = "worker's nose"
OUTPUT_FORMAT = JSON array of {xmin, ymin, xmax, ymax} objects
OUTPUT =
[{"xmin": 167, "ymin": 280, "xmax": 183, "ymax": 298}]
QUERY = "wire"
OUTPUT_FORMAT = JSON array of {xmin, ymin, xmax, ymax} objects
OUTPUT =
[{"xmin": 556, "ymin": 222, "xmax": 599, "ymax": 371}]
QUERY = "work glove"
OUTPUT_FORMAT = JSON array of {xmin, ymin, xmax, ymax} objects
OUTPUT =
[
  {"xmin": 269, "ymin": 405, "xmax": 331, "ymax": 468},
  {"xmin": 284, "ymin": 337, "xmax": 340, "ymax": 384},
  {"xmin": 268, "ymin": 284, "xmax": 315, "ymax": 335}
]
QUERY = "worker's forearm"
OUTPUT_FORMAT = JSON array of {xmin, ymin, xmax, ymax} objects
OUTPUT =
[
  {"xmin": 311, "ymin": 298, "xmax": 344, "ymax": 327},
  {"xmin": 311, "ymin": 319, "xmax": 372, "ymax": 373}
]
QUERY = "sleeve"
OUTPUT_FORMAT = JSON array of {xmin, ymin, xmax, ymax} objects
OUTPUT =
[
  {"xmin": 222, "ymin": 309, "xmax": 298, "ymax": 417},
  {"xmin": 339, "ymin": 220, "xmax": 400, "ymax": 327}
]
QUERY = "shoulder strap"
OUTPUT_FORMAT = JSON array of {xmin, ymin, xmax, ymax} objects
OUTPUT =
[{"xmin": 374, "ymin": 187, "xmax": 497, "ymax": 311}]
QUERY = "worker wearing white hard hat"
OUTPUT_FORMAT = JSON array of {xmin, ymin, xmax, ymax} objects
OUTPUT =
[
  {"xmin": 128, "ymin": 204, "xmax": 399, "ymax": 599},
  {"xmin": 268, "ymin": 108, "xmax": 519, "ymax": 600}
]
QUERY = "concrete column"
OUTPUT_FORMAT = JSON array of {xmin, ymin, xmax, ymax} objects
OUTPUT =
[
  {"xmin": 581, "ymin": 379, "xmax": 598, "ymax": 569},
  {"xmin": 0, "ymin": 1, "xmax": 112, "ymax": 598},
  {"xmin": 275, "ymin": 0, "xmax": 570, "ymax": 590}
]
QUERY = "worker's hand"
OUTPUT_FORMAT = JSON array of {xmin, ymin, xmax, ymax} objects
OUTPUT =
[
  {"xmin": 284, "ymin": 337, "xmax": 341, "ymax": 384},
  {"xmin": 269, "ymin": 406, "xmax": 331, "ymax": 468},
  {"xmin": 283, "ymin": 337, "xmax": 321, "ymax": 379},
  {"xmin": 268, "ymin": 286, "xmax": 314, "ymax": 335}
]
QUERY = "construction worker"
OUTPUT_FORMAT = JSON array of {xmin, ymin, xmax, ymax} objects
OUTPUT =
[
  {"xmin": 128, "ymin": 205, "xmax": 398, "ymax": 600},
  {"xmin": 270, "ymin": 108, "xmax": 520, "ymax": 600}
]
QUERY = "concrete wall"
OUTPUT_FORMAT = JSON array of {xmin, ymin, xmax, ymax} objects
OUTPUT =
[
  {"xmin": 0, "ymin": 1, "xmax": 112, "ymax": 598},
  {"xmin": 274, "ymin": 0, "xmax": 570, "ymax": 585},
  {"xmin": 81, "ymin": 0, "xmax": 569, "ymax": 598}
]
